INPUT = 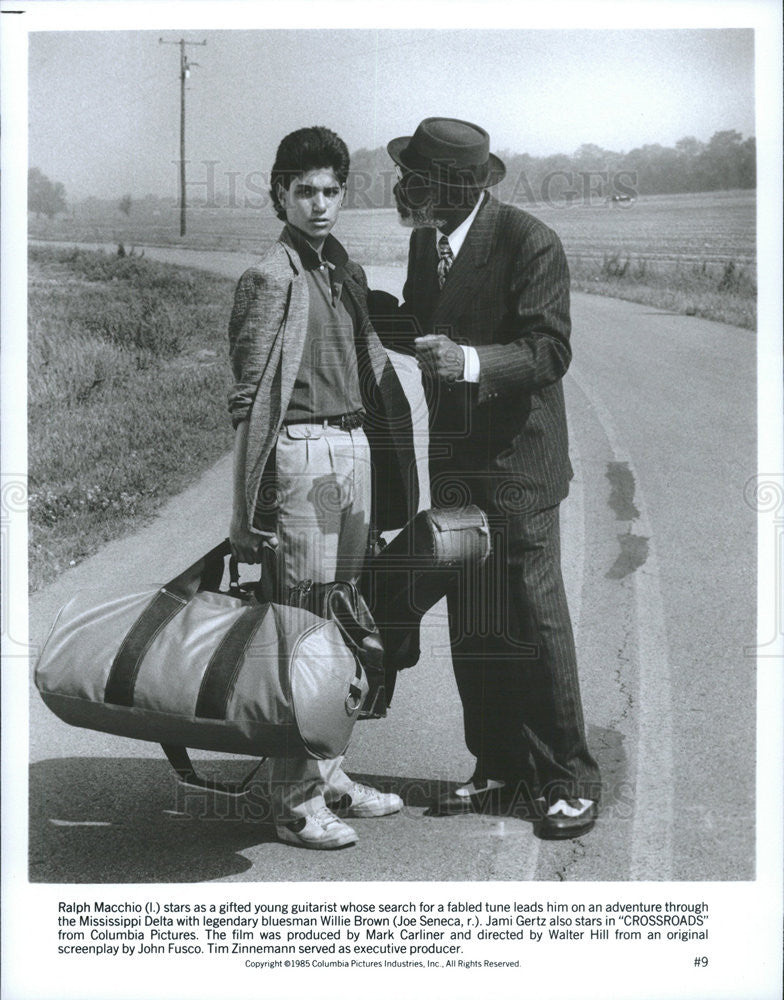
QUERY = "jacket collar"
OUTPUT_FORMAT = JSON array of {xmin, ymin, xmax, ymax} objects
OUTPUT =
[
  {"xmin": 436, "ymin": 190, "xmax": 487, "ymax": 259},
  {"xmin": 280, "ymin": 224, "xmax": 348, "ymax": 276},
  {"xmin": 457, "ymin": 191, "xmax": 499, "ymax": 267}
]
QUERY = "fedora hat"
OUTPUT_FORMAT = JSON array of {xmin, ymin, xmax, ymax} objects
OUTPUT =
[{"xmin": 387, "ymin": 117, "xmax": 506, "ymax": 188}]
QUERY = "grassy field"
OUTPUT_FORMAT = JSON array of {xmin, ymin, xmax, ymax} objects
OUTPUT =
[
  {"xmin": 30, "ymin": 190, "xmax": 757, "ymax": 328},
  {"xmin": 28, "ymin": 246, "xmax": 236, "ymax": 591}
]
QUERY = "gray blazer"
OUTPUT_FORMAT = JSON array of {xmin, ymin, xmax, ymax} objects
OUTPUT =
[{"xmin": 228, "ymin": 235, "xmax": 418, "ymax": 533}]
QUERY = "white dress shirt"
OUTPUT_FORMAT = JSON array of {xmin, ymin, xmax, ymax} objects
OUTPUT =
[{"xmin": 435, "ymin": 192, "xmax": 486, "ymax": 382}]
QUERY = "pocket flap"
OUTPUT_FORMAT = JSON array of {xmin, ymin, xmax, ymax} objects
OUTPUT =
[{"xmin": 284, "ymin": 423, "xmax": 323, "ymax": 440}]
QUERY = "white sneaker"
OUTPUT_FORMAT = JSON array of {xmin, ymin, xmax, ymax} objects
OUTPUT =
[
  {"xmin": 331, "ymin": 782, "xmax": 403, "ymax": 818},
  {"xmin": 276, "ymin": 807, "xmax": 358, "ymax": 850}
]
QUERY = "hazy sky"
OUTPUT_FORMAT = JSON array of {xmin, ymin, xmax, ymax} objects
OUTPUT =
[{"xmin": 29, "ymin": 28, "xmax": 755, "ymax": 201}]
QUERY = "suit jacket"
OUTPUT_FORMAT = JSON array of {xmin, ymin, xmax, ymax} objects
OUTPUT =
[
  {"xmin": 228, "ymin": 233, "xmax": 418, "ymax": 533},
  {"xmin": 371, "ymin": 193, "xmax": 573, "ymax": 514}
]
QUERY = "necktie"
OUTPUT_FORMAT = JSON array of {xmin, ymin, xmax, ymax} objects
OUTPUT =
[{"xmin": 437, "ymin": 235, "xmax": 454, "ymax": 289}]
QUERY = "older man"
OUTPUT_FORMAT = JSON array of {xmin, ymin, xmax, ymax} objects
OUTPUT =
[{"xmin": 371, "ymin": 117, "xmax": 601, "ymax": 839}]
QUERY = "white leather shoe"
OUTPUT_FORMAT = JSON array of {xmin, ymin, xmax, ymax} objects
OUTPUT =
[
  {"xmin": 534, "ymin": 797, "xmax": 597, "ymax": 839},
  {"xmin": 276, "ymin": 807, "xmax": 358, "ymax": 850}
]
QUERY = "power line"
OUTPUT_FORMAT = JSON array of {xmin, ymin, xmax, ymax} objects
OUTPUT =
[{"xmin": 159, "ymin": 37, "xmax": 206, "ymax": 236}]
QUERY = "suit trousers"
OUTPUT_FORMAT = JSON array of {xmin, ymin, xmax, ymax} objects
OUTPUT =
[
  {"xmin": 446, "ymin": 501, "xmax": 600, "ymax": 803},
  {"xmin": 262, "ymin": 423, "xmax": 372, "ymax": 822}
]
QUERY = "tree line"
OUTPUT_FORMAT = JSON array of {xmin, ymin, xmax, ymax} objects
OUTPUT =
[
  {"xmin": 346, "ymin": 129, "xmax": 755, "ymax": 208},
  {"xmin": 29, "ymin": 129, "xmax": 755, "ymax": 217}
]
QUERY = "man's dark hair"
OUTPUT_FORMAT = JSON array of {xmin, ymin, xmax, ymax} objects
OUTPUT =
[{"xmin": 269, "ymin": 126, "xmax": 350, "ymax": 220}]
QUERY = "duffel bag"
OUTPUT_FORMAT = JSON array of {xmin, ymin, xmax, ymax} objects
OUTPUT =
[
  {"xmin": 34, "ymin": 540, "xmax": 369, "ymax": 786},
  {"xmin": 231, "ymin": 547, "xmax": 387, "ymax": 721}
]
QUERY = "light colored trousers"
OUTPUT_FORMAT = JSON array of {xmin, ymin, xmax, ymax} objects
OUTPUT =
[{"xmin": 266, "ymin": 422, "xmax": 371, "ymax": 822}]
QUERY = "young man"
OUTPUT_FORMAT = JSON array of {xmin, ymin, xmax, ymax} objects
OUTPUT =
[
  {"xmin": 372, "ymin": 117, "xmax": 601, "ymax": 839},
  {"xmin": 228, "ymin": 126, "xmax": 418, "ymax": 849}
]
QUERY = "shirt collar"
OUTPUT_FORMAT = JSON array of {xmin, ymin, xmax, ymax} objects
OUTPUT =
[
  {"xmin": 436, "ymin": 190, "xmax": 487, "ymax": 259},
  {"xmin": 281, "ymin": 223, "xmax": 348, "ymax": 273}
]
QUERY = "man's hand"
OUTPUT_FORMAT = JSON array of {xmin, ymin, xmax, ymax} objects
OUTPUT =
[
  {"xmin": 414, "ymin": 334, "xmax": 465, "ymax": 382},
  {"xmin": 229, "ymin": 517, "xmax": 279, "ymax": 565}
]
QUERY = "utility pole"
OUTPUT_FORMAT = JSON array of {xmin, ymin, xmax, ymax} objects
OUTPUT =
[{"xmin": 159, "ymin": 37, "xmax": 206, "ymax": 236}]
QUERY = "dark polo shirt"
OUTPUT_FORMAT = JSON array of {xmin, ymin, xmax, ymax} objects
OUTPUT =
[{"xmin": 281, "ymin": 225, "xmax": 363, "ymax": 423}]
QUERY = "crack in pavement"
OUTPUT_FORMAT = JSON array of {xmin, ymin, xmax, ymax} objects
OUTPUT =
[
  {"xmin": 552, "ymin": 839, "xmax": 587, "ymax": 882},
  {"xmin": 608, "ymin": 582, "xmax": 636, "ymax": 729}
]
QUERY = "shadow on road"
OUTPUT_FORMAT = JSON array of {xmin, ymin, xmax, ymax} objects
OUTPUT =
[
  {"xmin": 29, "ymin": 721, "xmax": 627, "ymax": 883},
  {"xmin": 29, "ymin": 758, "xmax": 273, "ymax": 883},
  {"xmin": 29, "ymin": 759, "xmax": 490, "ymax": 883}
]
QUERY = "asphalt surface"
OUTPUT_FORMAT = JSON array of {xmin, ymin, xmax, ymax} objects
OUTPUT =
[{"xmin": 27, "ymin": 248, "xmax": 756, "ymax": 883}]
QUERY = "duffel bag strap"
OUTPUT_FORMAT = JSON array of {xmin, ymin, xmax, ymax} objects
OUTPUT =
[
  {"xmin": 167, "ymin": 539, "xmax": 233, "ymax": 599},
  {"xmin": 105, "ymin": 540, "xmax": 235, "ymax": 707},
  {"xmin": 161, "ymin": 745, "xmax": 266, "ymax": 797}
]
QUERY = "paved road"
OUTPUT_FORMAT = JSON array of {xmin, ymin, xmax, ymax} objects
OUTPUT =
[{"xmin": 27, "ymin": 247, "xmax": 756, "ymax": 883}]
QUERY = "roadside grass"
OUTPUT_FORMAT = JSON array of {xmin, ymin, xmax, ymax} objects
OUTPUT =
[
  {"xmin": 569, "ymin": 254, "xmax": 756, "ymax": 329},
  {"xmin": 28, "ymin": 246, "xmax": 236, "ymax": 591}
]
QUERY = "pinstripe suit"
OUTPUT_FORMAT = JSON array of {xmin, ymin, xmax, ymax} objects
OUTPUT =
[{"xmin": 379, "ymin": 192, "xmax": 600, "ymax": 801}]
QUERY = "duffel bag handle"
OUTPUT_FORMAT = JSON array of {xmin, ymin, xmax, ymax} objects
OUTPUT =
[
  {"xmin": 228, "ymin": 542, "xmax": 279, "ymax": 606},
  {"xmin": 165, "ymin": 537, "xmax": 279, "ymax": 601},
  {"xmin": 164, "ymin": 539, "xmax": 233, "ymax": 600}
]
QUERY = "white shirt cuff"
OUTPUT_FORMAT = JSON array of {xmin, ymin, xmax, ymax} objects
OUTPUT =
[{"xmin": 459, "ymin": 345, "xmax": 481, "ymax": 383}]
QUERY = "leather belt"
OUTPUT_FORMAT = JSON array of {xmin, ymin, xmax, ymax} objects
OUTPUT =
[{"xmin": 287, "ymin": 410, "xmax": 366, "ymax": 431}]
